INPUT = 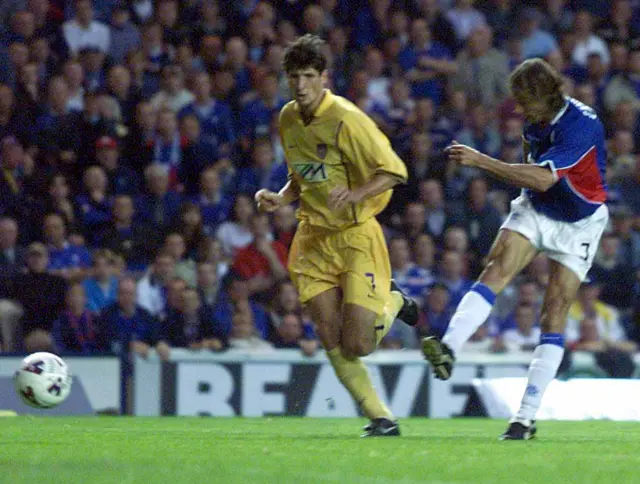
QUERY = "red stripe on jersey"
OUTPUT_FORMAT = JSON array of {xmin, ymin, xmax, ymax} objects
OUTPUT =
[{"xmin": 556, "ymin": 147, "xmax": 606, "ymax": 203}]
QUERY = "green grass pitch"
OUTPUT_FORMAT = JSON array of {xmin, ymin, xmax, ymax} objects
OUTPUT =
[{"xmin": 2, "ymin": 417, "xmax": 640, "ymax": 484}]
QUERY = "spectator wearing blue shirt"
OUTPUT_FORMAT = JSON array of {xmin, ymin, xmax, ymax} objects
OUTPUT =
[
  {"xmin": 191, "ymin": 167, "xmax": 233, "ymax": 236},
  {"xmin": 398, "ymin": 18, "xmax": 456, "ymax": 106},
  {"xmin": 352, "ymin": 0, "xmax": 386, "ymax": 49},
  {"xmin": 96, "ymin": 277, "xmax": 157, "ymax": 357},
  {"xmin": 82, "ymin": 249, "xmax": 118, "ymax": 313},
  {"xmin": 417, "ymin": 282, "xmax": 453, "ymax": 339},
  {"xmin": 106, "ymin": 65, "xmax": 143, "ymax": 126},
  {"xmin": 234, "ymin": 136, "xmax": 288, "ymax": 196},
  {"xmin": 136, "ymin": 163, "xmax": 182, "ymax": 232},
  {"xmin": 389, "ymin": 236, "xmax": 433, "ymax": 307},
  {"xmin": 213, "ymin": 273, "xmax": 270, "ymax": 338},
  {"xmin": 369, "ymin": 78, "xmax": 414, "ymax": 152},
  {"xmin": 108, "ymin": 3, "xmax": 141, "ymax": 64},
  {"xmin": 268, "ymin": 312, "xmax": 318, "ymax": 356},
  {"xmin": 238, "ymin": 70, "xmax": 286, "ymax": 153},
  {"xmin": 519, "ymin": 8, "xmax": 559, "ymax": 59},
  {"xmin": 223, "ymin": 37, "xmax": 252, "ymax": 98},
  {"xmin": 76, "ymin": 166, "xmax": 113, "ymax": 245},
  {"xmin": 43, "ymin": 212, "xmax": 91, "ymax": 280},
  {"xmin": 178, "ymin": 71, "xmax": 235, "ymax": 161},
  {"xmin": 437, "ymin": 250, "xmax": 472, "ymax": 309},
  {"xmin": 53, "ymin": 282, "xmax": 104, "ymax": 354},
  {"xmin": 95, "ymin": 136, "xmax": 140, "ymax": 196}
]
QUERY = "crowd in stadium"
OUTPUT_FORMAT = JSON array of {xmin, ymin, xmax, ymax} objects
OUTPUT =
[{"xmin": 0, "ymin": 0, "xmax": 639, "ymax": 366}]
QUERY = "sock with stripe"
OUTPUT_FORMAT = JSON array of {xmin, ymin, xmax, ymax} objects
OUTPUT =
[
  {"xmin": 374, "ymin": 292, "xmax": 404, "ymax": 345},
  {"xmin": 442, "ymin": 282, "xmax": 496, "ymax": 354},
  {"xmin": 515, "ymin": 333, "xmax": 565, "ymax": 422}
]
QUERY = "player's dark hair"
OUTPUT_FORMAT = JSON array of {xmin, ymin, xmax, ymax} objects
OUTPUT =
[
  {"xmin": 283, "ymin": 34, "xmax": 327, "ymax": 74},
  {"xmin": 508, "ymin": 58, "xmax": 565, "ymax": 119}
]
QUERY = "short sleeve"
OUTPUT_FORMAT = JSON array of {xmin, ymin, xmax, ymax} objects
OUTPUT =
[
  {"xmin": 338, "ymin": 110, "xmax": 408, "ymax": 183},
  {"xmin": 536, "ymin": 129, "xmax": 596, "ymax": 182}
]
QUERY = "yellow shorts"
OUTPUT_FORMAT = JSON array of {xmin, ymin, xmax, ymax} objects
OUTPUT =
[{"xmin": 288, "ymin": 218, "xmax": 391, "ymax": 315}]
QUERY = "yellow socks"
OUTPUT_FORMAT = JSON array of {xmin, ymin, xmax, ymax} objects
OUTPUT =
[
  {"xmin": 326, "ymin": 347, "xmax": 392, "ymax": 420},
  {"xmin": 374, "ymin": 292, "xmax": 404, "ymax": 345}
]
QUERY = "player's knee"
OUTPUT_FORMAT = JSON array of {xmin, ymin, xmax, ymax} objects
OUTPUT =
[
  {"xmin": 480, "ymin": 259, "xmax": 511, "ymax": 293},
  {"xmin": 342, "ymin": 338, "xmax": 375, "ymax": 359}
]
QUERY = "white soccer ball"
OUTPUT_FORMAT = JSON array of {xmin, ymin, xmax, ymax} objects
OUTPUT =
[{"xmin": 14, "ymin": 352, "xmax": 73, "ymax": 409}]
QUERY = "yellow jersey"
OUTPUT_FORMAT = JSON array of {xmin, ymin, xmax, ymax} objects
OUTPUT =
[{"xmin": 278, "ymin": 89, "xmax": 408, "ymax": 231}]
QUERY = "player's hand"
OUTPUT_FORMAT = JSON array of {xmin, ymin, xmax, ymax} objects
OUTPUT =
[
  {"xmin": 255, "ymin": 189, "xmax": 283, "ymax": 212},
  {"xmin": 445, "ymin": 141, "xmax": 484, "ymax": 167},
  {"xmin": 329, "ymin": 186, "xmax": 362, "ymax": 211}
]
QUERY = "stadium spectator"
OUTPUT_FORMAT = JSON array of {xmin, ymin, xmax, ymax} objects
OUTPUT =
[
  {"xmin": 268, "ymin": 312, "xmax": 318, "ymax": 356},
  {"xmin": 95, "ymin": 136, "xmax": 140, "ymax": 196},
  {"xmin": 62, "ymin": 59, "xmax": 84, "ymax": 113},
  {"xmin": 216, "ymin": 193, "xmax": 255, "ymax": 259},
  {"xmin": 518, "ymin": 7, "xmax": 559, "ymax": 60},
  {"xmin": 164, "ymin": 232, "xmax": 195, "ymax": 288},
  {"xmin": 590, "ymin": 232, "xmax": 635, "ymax": 309},
  {"xmin": 453, "ymin": 25, "xmax": 509, "ymax": 109},
  {"xmin": 398, "ymin": 17, "xmax": 456, "ymax": 106},
  {"xmin": 136, "ymin": 163, "xmax": 182, "ymax": 231},
  {"xmin": 223, "ymin": 36, "xmax": 252, "ymax": 98},
  {"xmin": 42, "ymin": 212, "xmax": 91, "ymax": 281},
  {"xmin": 179, "ymin": 71, "xmax": 235, "ymax": 161},
  {"xmin": 97, "ymin": 276, "xmax": 156, "ymax": 357},
  {"xmin": 197, "ymin": 236, "xmax": 228, "ymax": 280},
  {"xmin": 101, "ymin": 194, "xmax": 155, "ymax": 271},
  {"xmin": 437, "ymin": 250, "xmax": 472, "ymax": 309},
  {"xmin": 229, "ymin": 309, "xmax": 274, "ymax": 351},
  {"xmin": 413, "ymin": 233, "xmax": 436, "ymax": 274},
  {"xmin": 402, "ymin": 202, "xmax": 429, "ymax": 243},
  {"xmin": 3, "ymin": 242, "xmax": 67, "ymax": 351},
  {"xmin": 108, "ymin": 2, "xmax": 141, "ymax": 64},
  {"xmin": 76, "ymin": 166, "xmax": 113, "ymax": 244},
  {"xmin": 417, "ymin": 179, "xmax": 451, "ymax": 242},
  {"xmin": 232, "ymin": 212, "xmax": 288, "ymax": 300},
  {"xmin": 82, "ymin": 249, "xmax": 118, "ymax": 313},
  {"xmin": 446, "ymin": 0, "xmax": 486, "ymax": 45},
  {"xmin": 156, "ymin": 286, "xmax": 226, "ymax": 361},
  {"xmin": 62, "ymin": 0, "xmax": 110, "ymax": 56},
  {"xmin": 389, "ymin": 236, "xmax": 433, "ymax": 306},
  {"xmin": 572, "ymin": 10, "xmax": 610, "ymax": 67},
  {"xmin": 416, "ymin": 282, "xmax": 452, "ymax": 340},
  {"xmin": 234, "ymin": 135, "xmax": 288, "ymax": 196},
  {"xmin": 610, "ymin": 205, "xmax": 640, "ymax": 269},
  {"xmin": 52, "ymin": 282, "xmax": 102, "ymax": 354},
  {"xmin": 0, "ymin": 83, "xmax": 30, "ymax": 145},
  {"xmin": 136, "ymin": 250, "xmax": 176, "ymax": 320},
  {"xmin": 239, "ymin": 70, "xmax": 285, "ymax": 151},
  {"xmin": 0, "ymin": 216, "xmax": 25, "ymax": 278},
  {"xmin": 213, "ymin": 273, "xmax": 270, "ymax": 337},
  {"xmin": 196, "ymin": 260, "xmax": 220, "ymax": 308},
  {"xmin": 604, "ymin": 49, "xmax": 640, "ymax": 114},
  {"xmin": 150, "ymin": 65, "xmax": 194, "ymax": 113},
  {"xmin": 190, "ymin": 167, "xmax": 232, "ymax": 235},
  {"xmin": 492, "ymin": 303, "xmax": 541, "ymax": 353},
  {"xmin": 173, "ymin": 202, "xmax": 207, "ymax": 259}
]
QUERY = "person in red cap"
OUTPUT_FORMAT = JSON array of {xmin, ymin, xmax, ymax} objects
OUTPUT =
[{"xmin": 95, "ymin": 135, "xmax": 140, "ymax": 196}]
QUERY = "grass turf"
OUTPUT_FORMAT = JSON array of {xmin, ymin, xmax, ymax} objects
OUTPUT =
[{"xmin": 1, "ymin": 417, "xmax": 639, "ymax": 484}]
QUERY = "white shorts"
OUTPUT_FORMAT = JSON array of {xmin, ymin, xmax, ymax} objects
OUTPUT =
[{"xmin": 501, "ymin": 195, "xmax": 609, "ymax": 281}]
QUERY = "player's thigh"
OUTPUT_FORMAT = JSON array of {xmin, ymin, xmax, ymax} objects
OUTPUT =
[
  {"xmin": 479, "ymin": 229, "xmax": 539, "ymax": 293},
  {"xmin": 289, "ymin": 225, "xmax": 341, "ymax": 307},
  {"xmin": 305, "ymin": 287, "xmax": 342, "ymax": 351},
  {"xmin": 341, "ymin": 302, "xmax": 378, "ymax": 358},
  {"xmin": 539, "ymin": 259, "xmax": 582, "ymax": 334},
  {"xmin": 341, "ymin": 219, "xmax": 391, "ymax": 315}
]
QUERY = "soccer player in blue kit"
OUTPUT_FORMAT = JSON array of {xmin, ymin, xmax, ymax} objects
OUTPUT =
[{"xmin": 422, "ymin": 59, "xmax": 609, "ymax": 440}]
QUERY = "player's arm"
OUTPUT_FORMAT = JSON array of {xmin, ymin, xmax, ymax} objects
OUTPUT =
[
  {"xmin": 447, "ymin": 142, "xmax": 555, "ymax": 192},
  {"xmin": 255, "ymin": 176, "xmax": 300, "ymax": 212},
  {"xmin": 330, "ymin": 111, "xmax": 408, "ymax": 209}
]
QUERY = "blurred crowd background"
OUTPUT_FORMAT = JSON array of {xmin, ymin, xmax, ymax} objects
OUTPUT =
[{"xmin": 1, "ymin": 0, "xmax": 640, "ymax": 375}]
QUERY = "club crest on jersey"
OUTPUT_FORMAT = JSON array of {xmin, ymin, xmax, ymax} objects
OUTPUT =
[
  {"xmin": 293, "ymin": 162, "xmax": 328, "ymax": 182},
  {"xmin": 316, "ymin": 143, "xmax": 328, "ymax": 159}
]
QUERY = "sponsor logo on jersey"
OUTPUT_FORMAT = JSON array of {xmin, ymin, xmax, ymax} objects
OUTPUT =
[{"xmin": 293, "ymin": 162, "xmax": 328, "ymax": 182}]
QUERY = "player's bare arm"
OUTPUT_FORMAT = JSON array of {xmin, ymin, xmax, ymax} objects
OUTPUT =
[
  {"xmin": 255, "ymin": 177, "xmax": 300, "ymax": 212},
  {"xmin": 446, "ymin": 142, "xmax": 555, "ymax": 192},
  {"xmin": 328, "ymin": 173, "xmax": 403, "ymax": 211}
]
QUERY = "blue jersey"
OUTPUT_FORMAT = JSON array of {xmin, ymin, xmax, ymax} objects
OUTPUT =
[{"xmin": 523, "ymin": 97, "xmax": 607, "ymax": 222}]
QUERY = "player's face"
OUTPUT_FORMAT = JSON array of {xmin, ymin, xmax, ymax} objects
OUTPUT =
[
  {"xmin": 514, "ymin": 96, "xmax": 552, "ymax": 124},
  {"xmin": 287, "ymin": 67, "xmax": 326, "ymax": 111}
]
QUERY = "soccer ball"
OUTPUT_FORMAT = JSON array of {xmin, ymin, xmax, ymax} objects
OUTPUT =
[{"xmin": 14, "ymin": 352, "xmax": 73, "ymax": 409}]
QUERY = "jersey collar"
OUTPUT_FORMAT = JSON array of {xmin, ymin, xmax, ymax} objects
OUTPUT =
[{"xmin": 298, "ymin": 89, "xmax": 334, "ymax": 122}]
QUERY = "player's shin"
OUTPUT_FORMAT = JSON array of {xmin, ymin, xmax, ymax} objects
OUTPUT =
[
  {"xmin": 442, "ymin": 282, "xmax": 496, "ymax": 354},
  {"xmin": 326, "ymin": 347, "xmax": 393, "ymax": 420},
  {"xmin": 514, "ymin": 333, "xmax": 565, "ymax": 422},
  {"xmin": 374, "ymin": 292, "xmax": 404, "ymax": 346}
]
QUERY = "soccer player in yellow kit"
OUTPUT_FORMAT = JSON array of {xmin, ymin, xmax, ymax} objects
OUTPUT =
[{"xmin": 255, "ymin": 34, "xmax": 418, "ymax": 437}]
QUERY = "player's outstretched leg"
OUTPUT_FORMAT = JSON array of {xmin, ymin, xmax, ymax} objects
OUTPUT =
[
  {"xmin": 501, "ymin": 261, "xmax": 580, "ymax": 441},
  {"xmin": 423, "ymin": 230, "xmax": 538, "ymax": 379}
]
